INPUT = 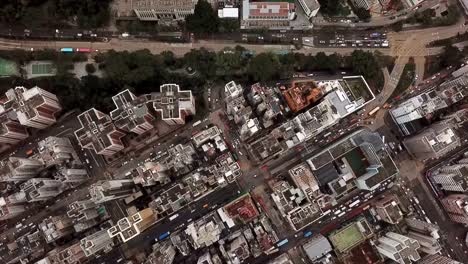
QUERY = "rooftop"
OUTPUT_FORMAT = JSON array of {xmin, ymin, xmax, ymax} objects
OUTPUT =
[
  {"xmin": 75, "ymin": 108, "xmax": 125, "ymax": 155},
  {"xmin": 328, "ymin": 218, "xmax": 372, "ymax": 254}
]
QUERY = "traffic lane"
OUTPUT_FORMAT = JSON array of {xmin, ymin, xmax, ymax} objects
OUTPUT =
[
  {"xmin": 111, "ymin": 118, "xmax": 211, "ymax": 177},
  {"xmin": 411, "ymin": 182, "xmax": 468, "ymax": 262},
  {"xmin": 124, "ymin": 182, "xmax": 241, "ymax": 250}
]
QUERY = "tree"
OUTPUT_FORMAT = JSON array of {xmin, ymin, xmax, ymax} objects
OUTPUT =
[
  {"xmin": 185, "ymin": 0, "xmax": 220, "ymax": 34},
  {"xmin": 392, "ymin": 21, "xmax": 403, "ymax": 32},
  {"xmin": 355, "ymin": 8, "xmax": 371, "ymax": 21},
  {"xmin": 247, "ymin": 53, "xmax": 280, "ymax": 81},
  {"xmin": 85, "ymin": 63, "xmax": 96, "ymax": 74},
  {"xmin": 440, "ymin": 45, "xmax": 462, "ymax": 68}
]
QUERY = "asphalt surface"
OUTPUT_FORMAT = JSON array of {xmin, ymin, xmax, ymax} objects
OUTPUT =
[{"xmin": 123, "ymin": 182, "xmax": 242, "ymax": 251}]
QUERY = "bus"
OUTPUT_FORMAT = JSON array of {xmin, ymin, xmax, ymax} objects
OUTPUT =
[
  {"xmin": 60, "ymin": 48, "xmax": 74, "ymax": 53},
  {"xmin": 368, "ymin": 106, "xmax": 380, "ymax": 116},
  {"xmin": 192, "ymin": 120, "xmax": 202, "ymax": 127},
  {"xmin": 158, "ymin": 231, "xmax": 171, "ymax": 240},
  {"xmin": 350, "ymin": 200, "xmax": 361, "ymax": 208},
  {"xmin": 169, "ymin": 214, "xmax": 179, "ymax": 221},
  {"xmin": 277, "ymin": 239, "xmax": 289, "ymax": 247},
  {"xmin": 76, "ymin": 48, "xmax": 92, "ymax": 53}
]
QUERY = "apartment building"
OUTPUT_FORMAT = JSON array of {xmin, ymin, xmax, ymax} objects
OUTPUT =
[{"xmin": 75, "ymin": 108, "xmax": 126, "ymax": 156}]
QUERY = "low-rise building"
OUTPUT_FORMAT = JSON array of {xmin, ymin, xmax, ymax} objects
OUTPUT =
[
  {"xmin": 440, "ymin": 194, "xmax": 468, "ymax": 225},
  {"xmin": 241, "ymin": 0, "xmax": 296, "ymax": 28},
  {"xmin": 302, "ymin": 234, "xmax": 332, "ymax": 262},
  {"xmin": 403, "ymin": 120, "xmax": 461, "ymax": 162},
  {"xmin": 186, "ymin": 212, "xmax": 224, "ymax": 249},
  {"xmin": 132, "ymin": 0, "xmax": 197, "ymax": 22},
  {"xmin": 39, "ymin": 215, "xmax": 74, "ymax": 243},
  {"xmin": 374, "ymin": 194, "xmax": 404, "ymax": 225},
  {"xmin": 145, "ymin": 240, "xmax": 176, "ymax": 264}
]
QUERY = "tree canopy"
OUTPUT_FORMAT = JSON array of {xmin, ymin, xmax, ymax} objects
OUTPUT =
[
  {"xmin": 185, "ymin": 0, "xmax": 220, "ymax": 34},
  {"xmin": 0, "ymin": 0, "xmax": 111, "ymax": 27}
]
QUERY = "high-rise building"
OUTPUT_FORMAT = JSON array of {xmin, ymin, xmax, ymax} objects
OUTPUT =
[
  {"xmin": 0, "ymin": 204, "xmax": 25, "ymax": 220},
  {"xmin": 403, "ymin": 121, "xmax": 460, "ymax": 161},
  {"xmin": 0, "ymin": 86, "xmax": 61, "ymax": 129},
  {"xmin": 405, "ymin": 219, "xmax": 441, "ymax": 255},
  {"xmin": 75, "ymin": 108, "xmax": 126, "ymax": 156},
  {"xmin": 21, "ymin": 178, "xmax": 64, "ymax": 202},
  {"xmin": 0, "ymin": 157, "xmax": 44, "ymax": 182},
  {"xmin": 374, "ymin": 195, "xmax": 404, "ymax": 225},
  {"xmin": 375, "ymin": 232, "xmax": 421, "ymax": 264},
  {"xmin": 80, "ymin": 229, "xmax": 114, "ymax": 257},
  {"xmin": 37, "ymin": 136, "xmax": 76, "ymax": 166},
  {"xmin": 110, "ymin": 89, "xmax": 155, "ymax": 135},
  {"xmin": 0, "ymin": 115, "xmax": 28, "ymax": 144},
  {"xmin": 440, "ymin": 194, "xmax": 468, "ymax": 224},
  {"xmin": 432, "ymin": 159, "xmax": 468, "ymax": 192},
  {"xmin": 351, "ymin": 0, "xmax": 371, "ymax": 9},
  {"xmin": 419, "ymin": 254, "xmax": 463, "ymax": 264},
  {"xmin": 405, "ymin": 218, "xmax": 440, "ymax": 239},
  {"xmin": 108, "ymin": 208, "xmax": 157, "ymax": 243},
  {"xmin": 152, "ymin": 84, "xmax": 196, "ymax": 125},
  {"xmin": 89, "ymin": 179, "xmax": 136, "ymax": 204},
  {"xmin": 67, "ymin": 200, "xmax": 102, "ymax": 232},
  {"xmin": 296, "ymin": 0, "xmax": 320, "ymax": 18}
]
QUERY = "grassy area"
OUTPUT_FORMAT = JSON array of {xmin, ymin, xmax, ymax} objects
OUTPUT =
[
  {"xmin": 329, "ymin": 222, "xmax": 365, "ymax": 253},
  {"xmin": 0, "ymin": 58, "xmax": 19, "ymax": 77},
  {"xmin": 388, "ymin": 62, "xmax": 415, "ymax": 102}
]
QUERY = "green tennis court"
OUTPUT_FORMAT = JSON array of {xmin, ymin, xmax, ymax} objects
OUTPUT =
[
  {"xmin": 0, "ymin": 58, "xmax": 18, "ymax": 76},
  {"xmin": 31, "ymin": 63, "xmax": 53, "ymax": 75}
]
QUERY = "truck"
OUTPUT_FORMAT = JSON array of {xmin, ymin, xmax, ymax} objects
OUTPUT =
[
  {"xmin": 277, "ymin": 239, "xmax": 289, "ymax": 247},
  {"xmin": 158, "ymin": 231, "xmax": 171, "ymax": 241}
]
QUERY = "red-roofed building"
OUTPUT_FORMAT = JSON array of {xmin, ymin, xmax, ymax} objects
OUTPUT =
[{"xmin": 223, "ymin": 193, "xmax": 260, "ymax": 224}]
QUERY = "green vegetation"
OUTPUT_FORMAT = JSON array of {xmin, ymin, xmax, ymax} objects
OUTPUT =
[
  {"xmin": 318, "ymin": 0, "xmax": 351, "ymax": 17},
  {"xmin": 0, "ymin": 58, "xmax": 18, "ymax": 76},
  {"xmin": 0, "ymin": 0, "xmax": 111, "ymax": 28},
  {"xmin": 390, "ymin": 60, "xmax": 415, "ymax": 101},
  {"xmin": 352, "ymin": 7, "xmax": 371, "ymax": 21},
  {"xmin": 186, "ymin": 0, "xmax": 219, "ymax": 34},
  {"xmin": 0, "ymin": 47, "xmax": 388, "ymax": 112},
  {"xmin": 406, "ymin": 4, "xmax": 460, "ymax": 27},
  {"xmin": 85, "ymin": 63, "xmax": 96, "ymax": 74}
]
